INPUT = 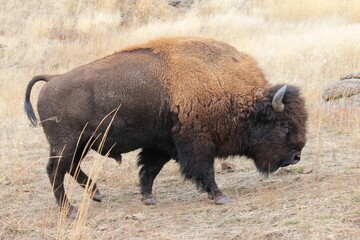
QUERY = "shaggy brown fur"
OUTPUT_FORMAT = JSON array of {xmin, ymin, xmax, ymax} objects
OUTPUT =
[
  {"xmin": 25, "ymin": 36, "xmax": 307, "ymax": 217},
  {"xmin": 123, "ymin": 37, "xmax": 270, "ymax": 154}
]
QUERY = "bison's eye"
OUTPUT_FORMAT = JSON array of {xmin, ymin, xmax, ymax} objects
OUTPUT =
[{"xmin": 279, "ymin": 121, "xmax": 289, "ymax": 133}]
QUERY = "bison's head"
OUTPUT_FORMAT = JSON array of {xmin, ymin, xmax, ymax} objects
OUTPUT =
[{"xmin": 246, "ymin": 85, "xmax": 307, "ymax": 174}]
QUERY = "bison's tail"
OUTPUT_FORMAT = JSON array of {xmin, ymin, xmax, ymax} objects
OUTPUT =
[{"xmin": 24, "ymin": 75, "xmax": 52, "ymax": 127}]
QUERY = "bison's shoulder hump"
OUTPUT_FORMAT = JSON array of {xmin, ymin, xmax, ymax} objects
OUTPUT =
[{"xmin": 120, "ymin": 36, "xmax": 242, "ymax": 59}]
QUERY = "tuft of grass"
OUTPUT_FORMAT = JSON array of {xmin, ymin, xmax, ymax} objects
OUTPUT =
[
  {"xmin": 303, "ymin": 223, "xmax": 313, "ymax": 229},
  {"xmin": 252, "ymin": 219, "xmax": 264, "ymax": 224},
  {"xmin": 284, "ymin": 219, "xmax": 300, "ymax": 226},
  {"xmin": 292, "ymin": 166, "xmax": 305, "ymax": 174},
  {"xmin": 323, "ymin": 215, "xmax": 334, "ymax": 220},
  {"xmin": 349, "ymin": 211, "xmax": 360, "ymax": 215}
]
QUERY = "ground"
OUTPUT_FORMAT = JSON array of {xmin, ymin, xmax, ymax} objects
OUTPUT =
[
  {"xmin": 1, "ymin": 121, "xmax": 359, "ymax": 239},
  {"xmin": 1, "ymin": 0, "xmax": 360, "ymax": 239}
]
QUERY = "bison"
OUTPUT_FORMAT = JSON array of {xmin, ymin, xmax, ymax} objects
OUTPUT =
[{"xmin": 24, "ymin": 37, "xmax": 307, "ymax": 218}]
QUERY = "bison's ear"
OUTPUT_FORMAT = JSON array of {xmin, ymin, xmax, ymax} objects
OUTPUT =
[{"xmin": 254, "ymin": 101, "xmax": 277, "ymax": 122}]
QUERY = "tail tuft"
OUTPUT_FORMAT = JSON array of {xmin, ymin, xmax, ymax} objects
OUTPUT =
[
  {"xmin": 24, "ymin": 75, "xmax": 51, "ymax": 127},
  {"xmin": 24, "ymin": 100, "xmax": 38, "ymax": 126}
]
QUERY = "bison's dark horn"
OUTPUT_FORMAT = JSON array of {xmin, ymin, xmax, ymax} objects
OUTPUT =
[{"xmin": 272, "ymin": 85, "xmax": 287, "ymax": 112}]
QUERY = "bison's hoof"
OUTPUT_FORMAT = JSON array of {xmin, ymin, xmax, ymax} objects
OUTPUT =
[
  {"xmin": 67, "ymin": 206, "xmax": 79, "ymax": 219},
  {"xmin": 92, "ymin": 191, "xmax": 103, "ymax": 202},
  {"xmin": 215, "ymin": 196, "xmax": 231, "ymax": 205},
  {"xmin": 143, "ymin": 197, "xmax": 157, "ymax": 205}
]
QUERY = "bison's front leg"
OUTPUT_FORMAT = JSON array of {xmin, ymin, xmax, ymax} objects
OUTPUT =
[
  {"xmin": 137, "ymin": 149, "xmax": 171, "ymax": 205},
  {"xmin": 198, "ymin": 164, "xmax": 231, "ymax": 204},
  {"xmin": 176, "ymin": 135, "xmax": 231, "ymax": 205}
]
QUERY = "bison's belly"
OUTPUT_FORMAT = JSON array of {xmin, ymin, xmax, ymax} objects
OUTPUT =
[{"xmin": 90, "ymin": 126, "xmax": 176, "ymax": 157}]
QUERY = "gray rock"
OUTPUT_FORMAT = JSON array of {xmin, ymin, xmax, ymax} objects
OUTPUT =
[
  {"xmin": 323, "ymin": 78, "xmax": 360, "ymax": 101},
  {"xmin": 340, "ymin": 72, "xmax": 360, "ymax": 80}
]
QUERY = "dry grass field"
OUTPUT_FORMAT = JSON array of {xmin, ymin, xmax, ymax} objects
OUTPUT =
[{"xmin": 1, "ymin": 0, "xmax": 360, "ymax": 239}]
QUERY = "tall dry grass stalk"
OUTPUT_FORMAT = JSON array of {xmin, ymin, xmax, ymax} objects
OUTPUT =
[{"xmin": 51, "ymin": 106, "xmax": 121, "ymax": 239}]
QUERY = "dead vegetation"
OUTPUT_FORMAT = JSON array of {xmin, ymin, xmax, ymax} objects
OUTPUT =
[{"xmin": 1, "ymin": 0, "xmax": 360, "ymax": 239}]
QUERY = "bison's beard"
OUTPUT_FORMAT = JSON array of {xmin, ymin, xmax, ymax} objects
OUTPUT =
[
  {"xmin": 253, "ymin": 150, "xmax": 299, "ymax": 175},
  {"xmin": 251, "ymin": 153, "xmax": 282, "ymax": 176}
]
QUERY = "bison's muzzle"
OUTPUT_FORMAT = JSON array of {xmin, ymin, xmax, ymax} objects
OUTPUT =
[{"xmin": 279, "ymin": 151, "xmax": 302, "ymax": 167}]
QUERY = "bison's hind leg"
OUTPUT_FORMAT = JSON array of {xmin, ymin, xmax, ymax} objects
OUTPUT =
[
  {"xmin": 69, "ymin": 168, "xmax": 103, "ymax": 202},
  {"xmin": 47, "ymin": 145, "xmax": 79, "ymax": 219},
  {"xmin": 137, "ymin": 149, "xmax": 171, "ymax": 205},
  {"xmin": 108, "ymin": 152, "xmax": 122, "ymax": 164},
  {"xmin": 47, "ymin": 137, "xmax": 104, "ymax": 218},
  {"xmin": 68, "ymin": 140, "xmax": 103, "ymax": 202}
]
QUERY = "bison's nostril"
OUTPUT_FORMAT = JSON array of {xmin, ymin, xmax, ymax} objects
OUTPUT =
[{"xmin": 292, "ymin": 152, "xmax": 301, "ymax": 164}]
